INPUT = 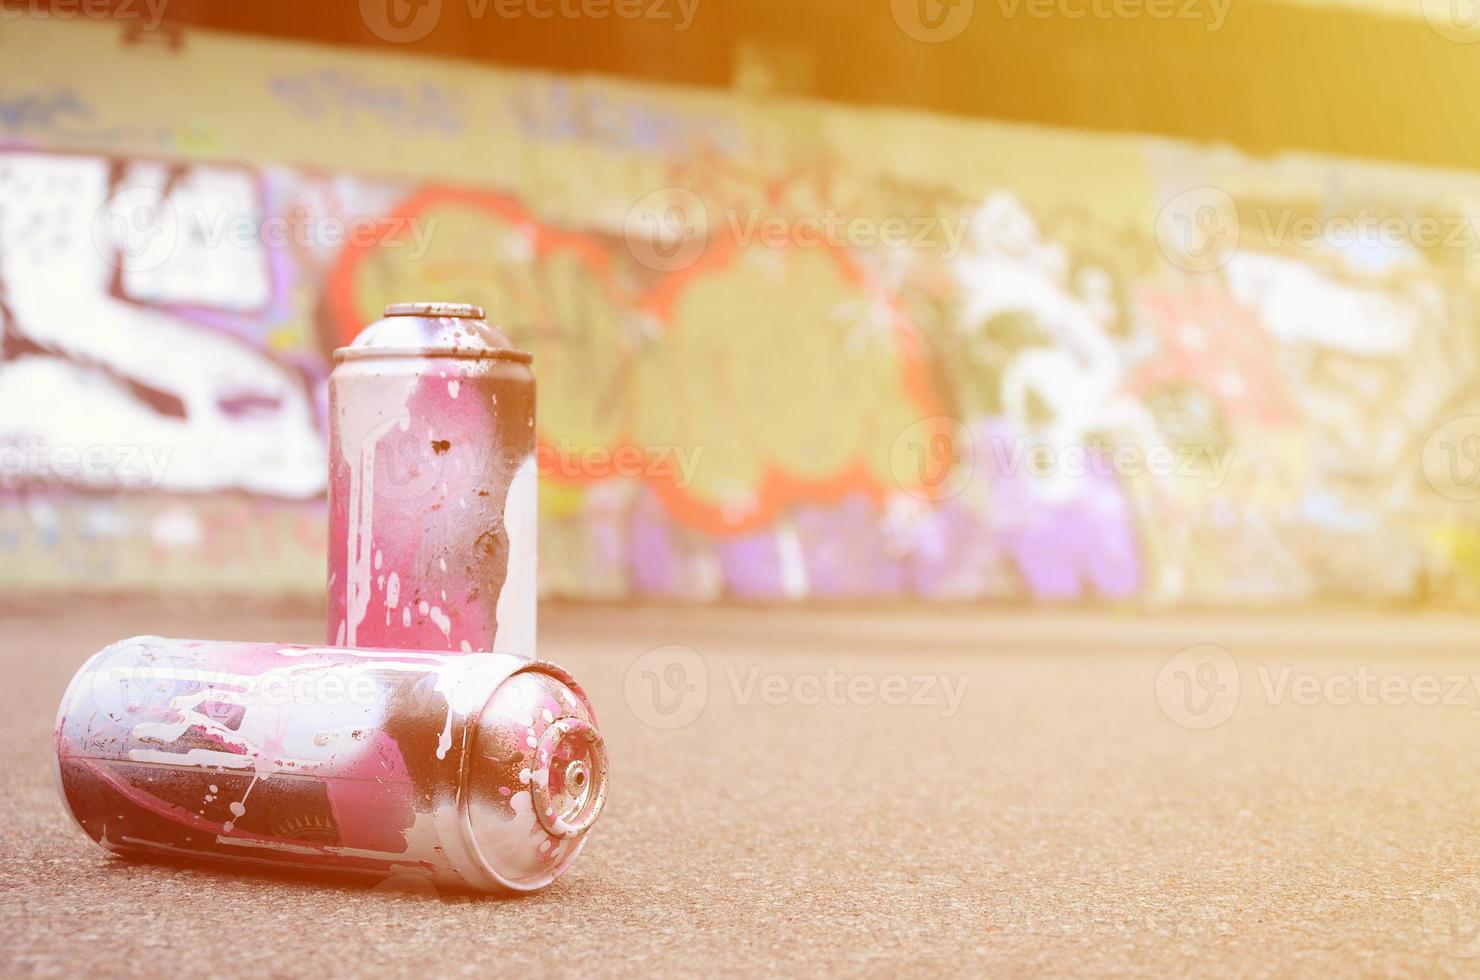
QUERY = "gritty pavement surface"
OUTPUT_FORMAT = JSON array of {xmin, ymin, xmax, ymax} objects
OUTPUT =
[{"xmin": 4, "ymin": 600, "xmax": 1480, "ymax": 977}]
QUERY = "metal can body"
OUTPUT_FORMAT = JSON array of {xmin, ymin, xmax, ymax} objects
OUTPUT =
[
  {"xmin": 328, "ymin": 302, "xmax": 536, "ymax": 654},
  {"xmin": 54, "ymin": 636, "xmax": 607, "ymax": 892}
]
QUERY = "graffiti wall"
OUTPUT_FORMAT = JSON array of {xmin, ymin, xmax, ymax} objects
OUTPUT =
[{"xmin": 3, "ymin": 18, "xmax": 1479, "ymax": 602}]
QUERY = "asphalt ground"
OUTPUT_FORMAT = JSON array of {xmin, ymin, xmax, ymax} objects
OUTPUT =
[{"xmin": 4, "ymin": 600, "xmax": 1480, "ymax": 977}]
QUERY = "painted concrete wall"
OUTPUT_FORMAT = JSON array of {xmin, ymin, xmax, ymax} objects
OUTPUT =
[{"xmin": 3, "ymin": 19, "xmax": 1478, "ymax": 602}]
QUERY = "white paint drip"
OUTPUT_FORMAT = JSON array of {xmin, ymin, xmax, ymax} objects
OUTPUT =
[
  {"xmin": 493, "ymin": 455, "xmax": 538, "ymax": 656},
  {"xmin": 775, "ymin": 519, "xmax": 810, "ymax": 599},
  {"xmin": 335, "ymin": 368, "xmax": 418, "ymax": 647},
  {"xmin": 429, "ymin": 654, "xmax": 506, "ymax": 761},
  {"xmin": 429, "ymin": 606, "xmax": 452, "ymax": 642}
]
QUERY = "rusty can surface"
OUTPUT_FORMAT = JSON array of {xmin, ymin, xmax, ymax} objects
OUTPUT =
[
  {"xmin": 328, "ymin": 301, "xmax": 536, "ymax": 653},
  {"xmin": 54, "ymin": 636, "xmax": 607, "ymax": 892}
]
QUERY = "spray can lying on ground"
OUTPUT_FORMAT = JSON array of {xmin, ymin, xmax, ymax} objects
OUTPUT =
[
  {"xmin": 54, "ymin": 636, "xmax": 607, "ymax": 893},
  {"xmin": 328, "ymin": 301, "xmax": 537, "ymax": 655}
]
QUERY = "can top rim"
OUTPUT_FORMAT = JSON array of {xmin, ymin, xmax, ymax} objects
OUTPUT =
[
  {"xmin": 383, "ymin": 302, "xmax": 485, "ymax": 319},
  {"xmin": 338, "ymin": 301, "xmax": 531, "ymax": 362}
]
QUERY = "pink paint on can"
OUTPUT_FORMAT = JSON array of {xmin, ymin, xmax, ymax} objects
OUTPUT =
[
  {"xmin": 328, "ymin": 302, "xmax": 537, "ymax": 654},
  {"xmin": 54, "ymin": 636, "xmax": 607, "ymax": 892}
]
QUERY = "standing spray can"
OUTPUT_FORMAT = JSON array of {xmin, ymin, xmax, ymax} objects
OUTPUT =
[
  {"xmin": 54, "ymin": 636, "xmax": 607, "ymax": 892},
  {"xmin": 329, "ymin": 302, "xmax": 536, "ymax": 654}
]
